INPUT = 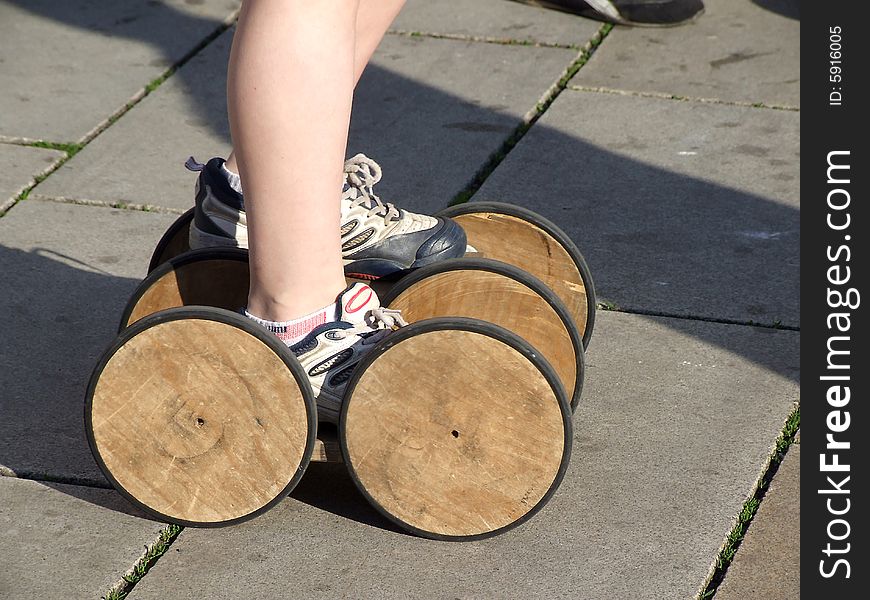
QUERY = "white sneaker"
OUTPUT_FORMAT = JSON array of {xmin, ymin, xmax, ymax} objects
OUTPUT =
[
  {"xmin": 186, "ymin": 155, "xmax": 466, "ymax": 280},
  {"xmin": 284, "ymin": 283, "xmax": 406, "ymax": 423}
]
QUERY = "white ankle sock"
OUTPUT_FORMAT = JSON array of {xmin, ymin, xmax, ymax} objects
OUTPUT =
[
  {"xmin": 245, "ymin": 303, "xmax": 336, "ymax": 346},
  {"xmin": 221, "ymin": 163, "xmax": 243, "ymax": 194}
]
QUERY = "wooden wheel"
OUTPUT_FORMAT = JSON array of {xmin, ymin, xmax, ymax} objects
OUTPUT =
[
  {"xmin": 383, "ymin": 258, "xmax": 585, "ymax": 410},
  {"xmin": 438, "ymin": 202, "xmax": 596, "ymax": 348},
  {"xmin": 86, "ymin": 307, "xmax": 317, "ymax": 526},
  {"xmin": 120, "ymin": 248, "xmax": 250, "ymax": 331},
  {"xmin": 340, "ymin": 318, "xmax": 572, "ymax": 540},
  {"xmin": 148, "ymin": 208, "xmax": 194, "ymax": 273}
]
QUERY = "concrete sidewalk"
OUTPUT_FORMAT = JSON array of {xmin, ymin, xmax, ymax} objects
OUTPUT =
[{"xmin": 0, "ymin": 1, "xmax": 800, "ymax": 598}]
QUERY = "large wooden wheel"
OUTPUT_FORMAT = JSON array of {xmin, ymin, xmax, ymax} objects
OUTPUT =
[
  {"xmin": 86, "ymin": 307, "xmax": 317, "ymax": 526},
  {"xmin": 120, "ymin": 248, "xmax": 250, "ymax": 331},
  {"xmin": 340, "ymin": 318, "xmax": 572, "ymax": 540},
  {"xmin": 383, "ymin": 258, "xmax": 585, "ymax": 410},
  {"xmin": 438, "ymin": 201, "xmax": 596, "ymax": 348},
  {"xmin": 148, "ymin": 208, "xmax": 194, "ymax": 273}
]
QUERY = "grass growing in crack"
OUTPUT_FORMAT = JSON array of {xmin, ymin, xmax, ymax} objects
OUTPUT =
[
  {"xmin": 389, "ymin": 29, "xmax": 581, "ymax": 50},
  {"xmin": 699, "ymin": 406, "xmax": 800, "ymax": 599},
  {"xmin": 103, "ymin": 524, "xmax": 183, "ymax": 600},
  {"xmin": 1, "ymin": 140, "xmax": 86, "ymax": 211},
  {"xmin": 25, "ymin": 140, "xmax": 86, "ymax": 156},
  {"xmin": 2, "ymin": 15, "xmax": 236, "ymax": 219},
  {"xmin": 776, "ymin": 408, "xmax": 800, "ymax": 454},
  {"xmin": 597, "ymin": 300, "xmax": 619, "ymax": 311},
  {"xmin": 13, "ymin": 174, "xmax": 46, "ymax": 204},
  {"xmin": 447, "ymin": 23, "xmax": 613, "ymax": 206}
]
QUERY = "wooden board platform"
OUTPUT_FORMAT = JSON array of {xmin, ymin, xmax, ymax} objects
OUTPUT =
[
  {"xmin": 341, "ymin": 319, "xmax": 571, "ymax": 540},
  {"xmin": 311, "ymin": 430, "xmax": 341, "ymax": 463},
  {"xmin": 87, "ymin": 308, "xmax": 316, "ymax": 526}
]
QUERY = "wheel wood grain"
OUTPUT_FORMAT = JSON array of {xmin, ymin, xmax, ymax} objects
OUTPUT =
[
  {"xmin": 121, "ymin": 250, "xmax": 250, "ymax": 330},
  {"xmin": 440, "ymin": 203, "xmax": 595, "ymax": 347},
  {"xmin": 342, "ymin": 322, "xmax": 570, "ymax": 539},
  {"xmin": 148, "ymin": 208, "xmax": 194, "ymax": 273},
  {"xmin": 89, "ymin": 313, "xmax": 313, "ymax": 525},
  {"xmin": 384, "ymin": 262, "xmax": 582, "ymax": 409}
]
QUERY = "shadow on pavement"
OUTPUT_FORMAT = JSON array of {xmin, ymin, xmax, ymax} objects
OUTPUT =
[
  {"xmin": 0, "ymin": 243, "xmax": 405, "ymax": 532},
  {"xmin": 290, "ymin": 461, "xmax": 408, "ymax": 535},
  {"xmin": 751, "ymin": 0, "xmax": 799, "ymax": 20},
  {"xmin": 2, "ymin": 0, "xmax": 798, "ymax": 528}
]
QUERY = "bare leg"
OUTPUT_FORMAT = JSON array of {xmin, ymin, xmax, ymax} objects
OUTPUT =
[
  {"xmin": 351, "ymin": 0, "xmax": 406, "ymax": 83},
  {"xmin": 228, "ymin": 0, "xmax": 359, "ymax": 321},
  {"xmin": 225, "ymin": 0, "xmax": 405, "ymax": 173}
]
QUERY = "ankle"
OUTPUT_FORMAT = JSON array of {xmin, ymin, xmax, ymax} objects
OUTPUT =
[
  {"xmin": 220, "ymin": 162, "xmax": 243, "ymax": 194},
  {"xmin": 245, "ymin": 298, "xmax": 339, "ymax": 346},
  {"xmin": 247, "ymin": 285, "xmax": 344, "ymax": 324}
]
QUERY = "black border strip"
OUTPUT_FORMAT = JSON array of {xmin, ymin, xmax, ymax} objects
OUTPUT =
[{"xmin": 803, "ymin": 3, "xmax": 867, "ymax": 596}]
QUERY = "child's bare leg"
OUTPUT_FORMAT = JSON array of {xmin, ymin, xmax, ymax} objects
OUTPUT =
[
  {"xmin": 227, "ymin": 0, "xmax": 358, "ymax": 321},
  {"xmin": 352, "ymin": 0, "xmax": 406, "ymax": 82},
  {"xmin": 225, "ymin": 0, "xmax": 406, "ymax": 175}
]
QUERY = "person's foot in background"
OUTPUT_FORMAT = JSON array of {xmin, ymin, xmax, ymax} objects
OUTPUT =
[{"xmin": 517, "ymin": 0, "xmax": 704, "ymax": 26}]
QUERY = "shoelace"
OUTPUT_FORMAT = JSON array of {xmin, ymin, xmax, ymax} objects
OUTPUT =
[
  {"xmin": 335, "ymin": 307, "xmax": 408, "ymax": 344},
  {"xmin": 342, "ymin": 154, "xmax": 401, "ymax": 223}
]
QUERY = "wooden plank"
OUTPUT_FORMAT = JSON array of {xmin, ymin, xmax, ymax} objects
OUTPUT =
[{"xmin": 311, "ymin": 431, "xmax": 342, "ymax": 463}]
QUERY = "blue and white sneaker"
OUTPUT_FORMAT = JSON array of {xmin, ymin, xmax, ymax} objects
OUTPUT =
[
  {"xmin": 515, "ymin": 0, "xmax": 704, "ymax": 26},
  {"xmin": 286, "ymin": 282, "xmax": 406, "ymax": 423},
  {"xmin": 186, "ymin": 154, "xmax": 466, "ymax": 280}
]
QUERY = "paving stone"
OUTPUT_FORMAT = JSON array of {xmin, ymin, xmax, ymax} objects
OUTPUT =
[
  {"xmin": 716, "ymin": 443, "xmax": 800, "ymax": 600},
  {"xmin": 576, "ymin": 0, "xmax": 800, "ymax": 107},
  {"xmin": 0, "ymin": 144, "xmax": 64, "ymax": 212},
  {"xmin": 0, "ymin": 0, "xmax": 240, "ymax": 142},
  {"xmin": 0, "ymin": 476, "xmax": 164, "ymax": 599},
  {"xmin": 0, "ymin": 200, "xmax": 178, "ymax": 483},
  {"xmin": 392, "ymin": 0, "xmax": 601, "ymax": 47},
  {"xmin": 128, "ymin": 311, "xmax": 799, "ymax": 600},
  {"xmin": 474, "ymin": 89, "xmax": 800, "ymax": 326},
  {"xmin": 36, "ymin": 31, "xmax": 576, "ymax": 214}
]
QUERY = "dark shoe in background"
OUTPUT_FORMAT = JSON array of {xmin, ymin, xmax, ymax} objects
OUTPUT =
[{"xmin": 514, "ymin": 0, "xmax": 705, "ymax": 26}]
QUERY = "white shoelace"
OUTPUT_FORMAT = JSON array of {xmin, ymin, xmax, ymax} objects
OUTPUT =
[
  {"xmin": 342, "ymin": 154, "xmax": 401, "ymax": 223},
  {"xmin": 335, "ymin": 308, "xmax": 408, "ymax": 344}
]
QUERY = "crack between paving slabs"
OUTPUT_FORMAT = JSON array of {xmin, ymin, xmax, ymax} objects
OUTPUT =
[
  {"xmin": 696, "ymin": 405, "xmax": 800, "ymax": 599},
  {"xmin": 449, "ymin": 22, "xmax": 614, "ymax": 206},
  {"xmin": 568, "ymin": 85, "xmax": 800, "ymax": 112},
  {"xmin": 0, "ymin": 10, "xmax": 240, "ymax": 220}
]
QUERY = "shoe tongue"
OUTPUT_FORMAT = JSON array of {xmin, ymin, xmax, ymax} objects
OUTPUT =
[{"xmin": 336, "ymin": 282, "xmax": 381, "ymax": 324}]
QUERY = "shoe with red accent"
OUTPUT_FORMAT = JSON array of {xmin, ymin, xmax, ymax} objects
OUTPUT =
[
  {"xmin": 286, "ymin": 282, "xmax": 406, "ymax": 423},
  {"xmin": 186, "ymin": 154, "xmax": 467, "ymax": 280}
]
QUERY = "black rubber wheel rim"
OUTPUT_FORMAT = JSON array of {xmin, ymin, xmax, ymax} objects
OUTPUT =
[
  {"xmin": 438, "ymin": 201, "xmax": 596, "ymax": 349},
  {"xmin": 86, "ymin": 306, "xmax": 317, "ymax": 527}
]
